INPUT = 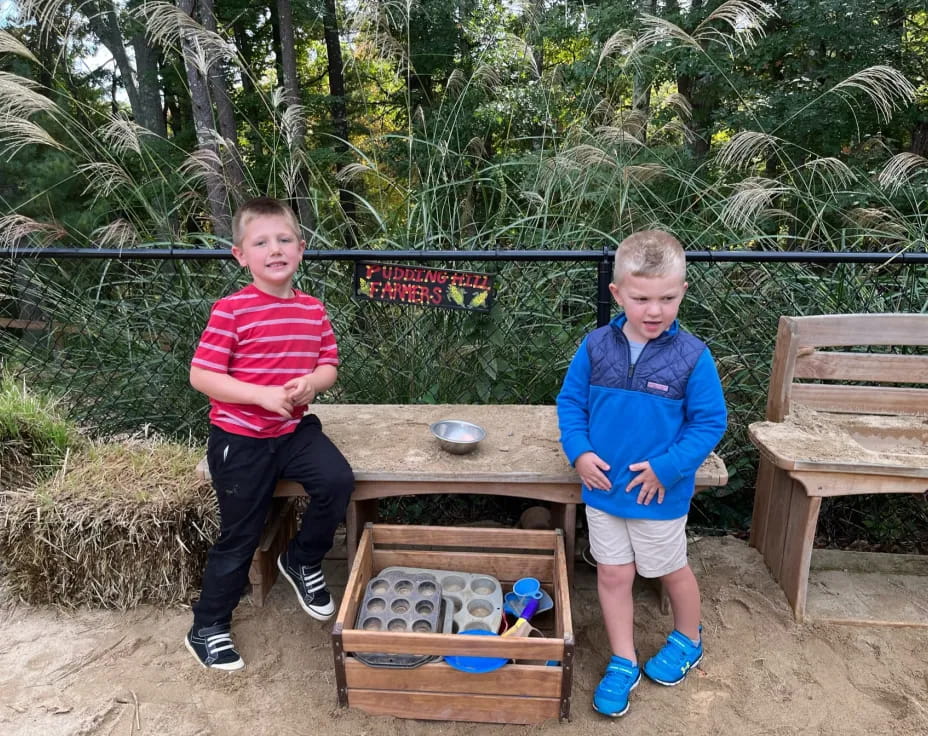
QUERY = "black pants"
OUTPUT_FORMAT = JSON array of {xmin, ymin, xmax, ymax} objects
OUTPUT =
[{"xmin": 192, "ymin": 414, "xmax": 354, "ymax": 627}]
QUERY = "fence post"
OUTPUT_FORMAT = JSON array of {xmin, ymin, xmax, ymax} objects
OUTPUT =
[{"xmin": 596, "ymin": 250, "xmax": 613, "ymax": 327}]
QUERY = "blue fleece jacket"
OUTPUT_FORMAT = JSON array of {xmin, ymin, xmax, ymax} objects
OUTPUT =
[{"xmin": 556, "ymin": 315, "xmax": 727, "ymax": 520}]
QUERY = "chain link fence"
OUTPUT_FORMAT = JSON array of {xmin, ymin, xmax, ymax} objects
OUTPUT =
[{"xmin": 2, "ymin": 248, "xmax": 926, "ymax": 534}]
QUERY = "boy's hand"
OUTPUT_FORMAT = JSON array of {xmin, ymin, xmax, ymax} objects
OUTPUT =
[
  {"xmin": 575, "ymin": 452, "xmax": 611, "ymax": 491},
  {"xmin": 283, "ymin": 375, "xmax": 317, "ymax": 406},
  {"xmin": 256, "ymin": 385, "xmax": 295, "ymax": 418},
  {"xmin": 626, "ymin": 461, "xmax": 663, "ymax": 505}
]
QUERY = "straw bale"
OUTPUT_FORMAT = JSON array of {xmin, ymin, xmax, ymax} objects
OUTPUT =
[{"xmin": 0, "ymin": 439, "xmax": 217, "ymax": 608}]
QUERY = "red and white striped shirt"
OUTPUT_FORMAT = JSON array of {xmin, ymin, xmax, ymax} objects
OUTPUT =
[{"xmin": 192, "ymin": 284, "xmax": 339, "ymax": 438}]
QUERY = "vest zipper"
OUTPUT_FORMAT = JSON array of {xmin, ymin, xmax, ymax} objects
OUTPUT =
[{"xmin": 628, "ymin": 341, "xmax": 653, "ymax": 386}]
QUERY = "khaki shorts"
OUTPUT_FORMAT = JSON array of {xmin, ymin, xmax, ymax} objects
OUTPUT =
[{"xmin": 585, "ymin": 506, "xmax": 688, "ymax": 578}]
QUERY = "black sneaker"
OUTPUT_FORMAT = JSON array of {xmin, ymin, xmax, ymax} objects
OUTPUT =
[
  {"xmin": 277, "ymin": 551, "xmax": 336, "ymax": 620},
  {"xmin": 185, "ymin": 623, "xmax": 244, "ymax": 671}
]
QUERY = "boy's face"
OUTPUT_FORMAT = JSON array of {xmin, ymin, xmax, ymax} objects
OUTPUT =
[
  {"xmin": 231, "ymin": 214, "xmax": 305, "ymax": 297},
  {"xmin": 609, "ymin": 271, "xmax": 687, "ymax": 343}
]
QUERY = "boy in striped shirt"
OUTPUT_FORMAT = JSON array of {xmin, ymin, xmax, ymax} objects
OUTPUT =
[{"xmin": 185, "ymin": 197, "xmax": 354, "ymax": 671}]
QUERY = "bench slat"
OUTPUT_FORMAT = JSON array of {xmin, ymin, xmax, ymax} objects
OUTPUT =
[
  {"xmin": 792, "ymin": 313, "xmax": 928, "ymax": 346},
  {"xmin": 789, "ymin": 383, "xmax": 928, "ymax": 415},
  {"xmin": 794, "ymin": 351, "xmax": 928, "ymax": 384}
]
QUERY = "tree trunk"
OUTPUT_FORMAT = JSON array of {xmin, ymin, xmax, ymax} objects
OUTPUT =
[
  {"xmin": 269, "ymin": 2, "xmax": 286, "ymax": 97},
  {"xmin": 630, "ymin": 77, "xmax": 651, "ymax": 144},
  {"xmin": 275, "ymin": 0, "xmax": 316, "ymax": 237},
  {"xmin": 200, "ymin": 0, "xmax": 245, "ymax": 204},
  {"xmin": 322, "ymin": 0, "xmax": 357, "ymax": 247},
  {"xmin": 177, "ymin": 0, "xmax": 231, "ymax": 239},
  {"xmin": 276, "ymin": 0, "xmax": 301, "ymax": 119},
  {"xmin": 86, "ymin": 0, "xmax": 166, "ymax": 135},
  {"xmin": 232, "ymin": 20, "xmax": 257, "ymax": 99},
  {"xmin": 911, "ymin": 119, "xmax": 928, "ymax": 157},
  {"xmin": 676, "ymin": 73, "xmax": 711, "ymax": 159},
  {"xmin": 86, "ymin": 2, "xmax": 140, "ymax": 112},
  {"xmin": 628, "ymin": 0, "xmax": 656, "ymax": 144},
  {"xmin": 675, "ymin": 0, "xmax": 715, "ymax": 159},
  {"xmin": 87, "ymin": 0, "xmax": 164, "ymax": 133},
  {"xmin": 131, "ymin": 31, "xmax": 167, "ymax": 137},
  {"xmin": 162, "ymin": 58, "xmax": 186, "ymax": 137}
]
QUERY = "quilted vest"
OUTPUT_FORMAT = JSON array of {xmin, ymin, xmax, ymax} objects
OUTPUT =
[{"xmin": 586, "ymin": 322, "xmax": 707, "ymax": 399}]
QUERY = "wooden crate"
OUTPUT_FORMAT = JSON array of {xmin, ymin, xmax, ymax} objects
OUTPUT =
[{"xmin": 331, "ymin": 524, "xmax": 574, "ymax": 724}]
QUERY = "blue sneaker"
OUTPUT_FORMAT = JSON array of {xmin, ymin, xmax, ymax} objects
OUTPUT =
[
  {"xmin": 593, "ymin": 655, "xmax": 641, "ymax": 717},
  {"xmin": 643, "ymin": 628, "xmax": 703, "ymax": 686}
]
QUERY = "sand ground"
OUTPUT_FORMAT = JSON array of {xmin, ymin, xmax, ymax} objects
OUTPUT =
[{"xmin": 1, "ymin": 535, "xmax": 926, "ymax": 736}]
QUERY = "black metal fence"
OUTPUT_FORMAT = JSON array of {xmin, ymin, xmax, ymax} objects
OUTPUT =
[{"xmin": 2, "ymin": 247, "xmax": 927, "ymax": 533}]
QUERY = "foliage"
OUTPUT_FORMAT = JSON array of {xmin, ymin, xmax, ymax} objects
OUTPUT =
[{"xmin": 819, "ymin": 494, "xmax": 928, "ymax": 555}]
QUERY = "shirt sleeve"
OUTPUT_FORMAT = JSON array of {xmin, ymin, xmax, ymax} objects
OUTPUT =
[
  {"xmin": 191, "ymin": 299, "xmax": 237, "ymax": 374},
  {"xmin": 648, "ymin": 348, "xmax": 728, "ymax": 488},
  {"xmin": 315, "ymin": 302, "xmax": 340, "ymax": 366},
  {"xmin": 556, "ymin": 339, "xmax": 595, "ymax": 465}
]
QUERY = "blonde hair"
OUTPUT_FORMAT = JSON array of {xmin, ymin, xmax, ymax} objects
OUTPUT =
[
  {"xmin": 231, "ymin": 196, "xmax": 301, "ymax": 246},
  {"xmin": 613, "ymin": 230, "xmax": 686, "ymax": 283}
]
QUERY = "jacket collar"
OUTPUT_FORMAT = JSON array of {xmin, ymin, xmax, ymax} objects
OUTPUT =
[{"xmin": 610, "ymin": 313, "xmax": 679, "ymax": 341}]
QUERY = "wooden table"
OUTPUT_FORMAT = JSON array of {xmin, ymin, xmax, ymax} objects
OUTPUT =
[
  {"xmin": 318, "ymin": 404, "xmax": 728, "ymax": 578},
  {"xmin": 197, "ymin": 403, "xmax": 729, "ymax": 600}
]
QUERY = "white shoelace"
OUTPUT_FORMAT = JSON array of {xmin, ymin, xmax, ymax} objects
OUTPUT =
[
  {"xmin": 206, "ymin": 631, "xmax": 235, "ymax": 655},
  {"xmin": 300, "ymin": 567, "xmax": 326, "ymax": 593}
]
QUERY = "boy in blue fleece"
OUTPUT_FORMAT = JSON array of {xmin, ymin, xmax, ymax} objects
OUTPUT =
[{"xmin": 557, "ymin": 230, "xmax": 726, "ymax": 718}]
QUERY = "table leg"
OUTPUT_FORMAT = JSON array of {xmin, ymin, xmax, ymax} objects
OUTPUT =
[{"xmin": 548, "ymin": 502, "xmax": 576, "ymax": 586}]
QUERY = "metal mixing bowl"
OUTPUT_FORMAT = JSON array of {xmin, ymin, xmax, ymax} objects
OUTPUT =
[{"xmin": 429, "ymin": 419, "xmax": 486, "ymax": 454}]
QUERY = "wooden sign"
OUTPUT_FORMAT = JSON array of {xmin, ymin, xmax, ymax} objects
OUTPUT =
[{"xmin": 353, "ymin": 261, "xmax": 495, "ymax": 312}]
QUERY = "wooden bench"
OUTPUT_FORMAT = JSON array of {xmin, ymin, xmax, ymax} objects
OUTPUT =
[
  {"xmin": 748, "ymin": 314, "xmax": 928, "ymax": 622},
  {"xmin": 196, "ymin": 404, "xmax": 729, "ymax": 605}
]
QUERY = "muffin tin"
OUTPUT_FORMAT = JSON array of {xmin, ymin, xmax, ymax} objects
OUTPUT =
[
  {"xmin": 381, "ymin": 566, "xmax": 504, "ymax": 635},
  {"xmin": 353, "ymin": 568, "xmax": 452, "ymax": 668}
]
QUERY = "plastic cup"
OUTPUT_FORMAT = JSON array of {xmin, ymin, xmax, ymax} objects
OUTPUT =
[{"xmin": 512, "ymin": 577, "xmax": 544, "ymax": 601}]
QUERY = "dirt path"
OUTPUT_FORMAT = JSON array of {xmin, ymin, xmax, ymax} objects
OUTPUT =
[{"xmin": 1, "ymin": 536, "xmax": 926, "ymax": 736}]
